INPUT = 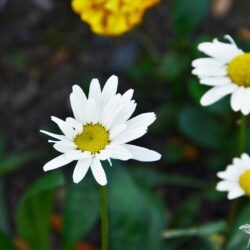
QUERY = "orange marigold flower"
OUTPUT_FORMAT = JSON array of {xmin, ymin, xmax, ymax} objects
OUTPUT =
[{"xmin": 71, "ymin": 0, "xmax": 160, "ymax": 36}]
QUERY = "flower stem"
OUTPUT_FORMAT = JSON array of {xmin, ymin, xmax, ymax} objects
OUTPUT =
[
  {"xmin": 224, "ymin": 115, "xmax": 247, "ymax": 249},
  {"xmin": 239, "ymin": 115, "xmax": 247, "ymax": 154},
  {"xmin": 100, "ymin": 186, "xmax": 109, "ymax": 250}
]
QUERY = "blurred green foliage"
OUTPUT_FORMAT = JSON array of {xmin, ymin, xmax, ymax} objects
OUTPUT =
[{"xmin": 1, "ymin": 0, "xmax": 250, "ymax": 249}]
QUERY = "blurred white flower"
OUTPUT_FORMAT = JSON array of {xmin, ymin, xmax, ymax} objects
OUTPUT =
[
  {"xmin": 192, "ymin": 35, "xmax": 250, "ymax": 115},
  {"xmin": 239, "ymin": 224, "xmax": 250, "ymax": 248},
  {"xmin": 216, "ymin": 153, "xmax": 250, "ymax": 199},
  {"xmin": 41, "ymin": 75, "xmax": 161, "ymax": 185}
]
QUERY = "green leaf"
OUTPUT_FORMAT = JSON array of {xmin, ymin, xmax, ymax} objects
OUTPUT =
[
  {"xmin": 162, "ymin": 221, "xmax": 226, "ymax": 239},
  {"xmin": 158, "ymin": 52, "xmax": 190, "ymax": 81},
  {"xmin": 109, "ymin": 165, "xmax": 167, "ymax": 250},
  {"xmin": 62, "ymin": 178, "xmax": 99, "ymax": 250},
  {"xmin": 172, "ymin": 0, "xmax": 211, "ymax": 36},
  {"xmin": 17, "ymin": 172, "xmax": 64, "ymax": 250},
  {"xmin": 178, "ymin": 105, "xmax": 226, "ymax": 149},
  {"xmin": 0, "ymin": 231, "xmax": 15, "ymax": 250},
  {"xmin": 130, "ymin": 166, "xmax": 204, "ymax": 189},
  {"xmin": 173, "ymin": 196, "xmax": 201, "ymax": 227},
  {"xmin": 188, "ymin": 78, "xmax": 207, "ymax": 103},
  {"xmin": 0, "ymin": 151, "xmax": 42, "ymax": 176}
]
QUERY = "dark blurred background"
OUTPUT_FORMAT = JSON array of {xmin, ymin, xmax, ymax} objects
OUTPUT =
[{"xmin": 1, "ymin": 0, "xmax": 250, "ymax": 249}]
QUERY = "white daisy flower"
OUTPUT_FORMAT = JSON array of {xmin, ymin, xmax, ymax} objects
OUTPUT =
[
  {"xmin": 239, "ymin": 224, "xmax": 250, "ymax": 248},
  {"xmin": 41, "ymin": 75, "xmax": 161, "ymax": 185},
  {"xmin": 192, "ymin": 35, "xmax": 250, "ymax": 115},
  {"xmin": 216, "ymin": 153, "xmax": 250, "ymax": 199}
]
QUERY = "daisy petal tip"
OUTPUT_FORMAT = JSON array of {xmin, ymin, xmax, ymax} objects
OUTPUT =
[
  {"xmin": 72, "ymin": 84, "xmax": 81, "ymax": 92},
  {"xmin": 241, "ymin": 109, "xmax": 250, "ymax": 116},
  {"xmin": 155, "ymin": 152, "xmax": 162, "ymax": 161},
  {"xmin": 99, "ymin": 180, "xmax": 108, "ymax": 186},
  {"xmin": 200, "ymin": 98, "xmax": 208, "ymax": 107},
  {"xmin": 110, "ymin": 74, "xmax": 118, "ymax": 80},
  {"xmin": 43, "ymin": 165, "xmax": 50, "ymax": 172},
  {"xmin": 73, "ymin": 176, "xmax": 82, "ymax": 184}
]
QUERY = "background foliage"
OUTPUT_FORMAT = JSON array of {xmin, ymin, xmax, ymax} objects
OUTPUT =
[{"xmin": 0, "ymin": 0, "xmax": 250, "ymax": 249}]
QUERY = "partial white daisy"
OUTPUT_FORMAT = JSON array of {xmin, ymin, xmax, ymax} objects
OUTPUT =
[
  {"xmin": 239, "ymin": 224, "xmax": 250, "ymax": 248},
  {"xmin": 216, "ymin": 153, "xmax": 250, "ymax": 200},
  {"xmin": 41, "ymin": 75, "xmax": 161, "ymax": 185},
  {"xmin": 192, "ymin": 35, "xmax": 250, "ymax": 115}
]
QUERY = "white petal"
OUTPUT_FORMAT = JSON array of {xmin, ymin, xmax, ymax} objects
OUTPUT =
[
  {"xmin": 89, "ymin": 78, "xmax": 101, "ymax": 99},
  {"xmin": 40, "ymin": 130, "xmax": 67, "ymax": 141},
  {"xmin": 109, "ymin": 101, "xmax": 137, "ymax": 129},
  {"xmin": 240, "ymin": 88, "xmax": 250, "ymax": 115},
  {"xmin": 230, "ymin": 87, "xmax": 245, "ymax": 112},
  {"xmin": 200, "ymin": 77, "xmax": 231, "ymax": 86},
  {"xmin": 99, "ymin": 94, "xmax": 122, "ymax": 127},
  {"xmin": 73, "ymin": 158, "xmax": 92, "ymax": 183},
  {"xmin": 107, "ymin": 144, "xmax": 132, "ymax": 161},
  {"xmin": 110, "ymin": 123, "xmax": 127, "ymax": 139},
  {"xmin": 124, "ymin": 144, "xmax": 161, "ymax": 162},
  {"xmin": 90, "ymin": 158, "xmax": 107, "ymax": 186},
  {"xmin": 192, "ymin": 58, "xmax": 225, "ymax": 68},
  {"xmin": 51, "ymin": 116, "xmax": 76, "ymax": 139},
  {"xmin": 198, "ymin": 39, "xmax": 243, "ymax": 63},
  {"xmin": 53, "ymin": 141, "xmax": 76, "ymax": 153},
  {"xmin": 96, "ymin": 149, "xmax": 111, "ymax": 161},
  {"xmin": 227, "ymin": 187, "xmax": 244, "ymax": 200},
  {"xmin": 200, "ymin": 84, "xmax": 237, "ymax": 106},
  {"xmin": 120, "ymin": 89, "xmax": 134, "ymax": 104},
  {"xmin": 84, "ymin": 99, "xmax": 98, "ymax": 124},
  {"xmin": 65, "ymin": 117, "xmax": 83, "ymax": 134},
  {"xmin": 216, "ymin": 181, "xmax": 237, "ymax": 191},
  {"xmin": 43, "ymin": 154, "xmax": 74, "ymax": 171},
  {"xmin": 127, "ymin": 112, "xmax": 156, "ymax": 130},
  {"xmin": 241, "ymin": 153, "xmax": 250, "ymax": 162},
  {"xmin": 192, "ymin": 66, "xmax": 227, "ymax": 77},
  {"xmin": 66, "ymin": 150, "xmax": 92, "ymax": 160},
  {"xmin": 101, "ymin": 75, "xmax": 118, "ymax": 105},
  {"xmin": 70, "ymin": 85, "xmax": 86, "ymax": 122},
  {"xmin": 112, "ymin": 128, "xmax": 147, "ymax": 145},
  {"xmin": 217, "ymin": 169, "xmax": 239, "ymax": 182},
  {"xmin": 103, "ymin": 101, "xmax": 127, "ymax": 129}
]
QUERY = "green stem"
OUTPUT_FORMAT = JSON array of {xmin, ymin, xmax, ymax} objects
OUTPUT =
[
  {"xmin": 239, "ymin": 115, "xmax": 247, "ymax": 154},
  {"xmin": 100, "ymin": 186, "xmax": 109, "ymax": 250},
  {"xmin": 224, "ymin": 115, "xmax": 247, "ymax": 249}
]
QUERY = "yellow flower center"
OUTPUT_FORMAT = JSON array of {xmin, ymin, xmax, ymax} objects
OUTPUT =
[
  {"xmin": 74, "ymin": 123, "xmax": 110, "ymax": 154},
  {"xmin": 239, "ymin": 169, "xmax": 250, "ymax": 196},
  {"xmin": 227, "ymin": 53, "xmax": 250, "ymax": 87}
]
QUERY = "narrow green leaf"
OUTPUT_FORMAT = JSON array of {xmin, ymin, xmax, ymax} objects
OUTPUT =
[
  {"xmin": 162, "ymin": 221, "xmax": 226, "ymax": 239},
  {"xmin": 17, "ymin": 172, "xmax": 64, "ymax": 250},
  {"xmin": 0, "ymin": 151, "xmax": 42, "ymax": 176}
]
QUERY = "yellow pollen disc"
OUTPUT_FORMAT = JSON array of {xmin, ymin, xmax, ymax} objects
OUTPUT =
[
  {"xmin": 74, "ymin": 123, "xmax": 110, "ymax": 154},
  {"xmin": 239, "ymin": 169, "xmax": 250, "ymax": 196},
  {"xmin": 227, "ymin": 53, "xmax": 250, "ymax": 87}
]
